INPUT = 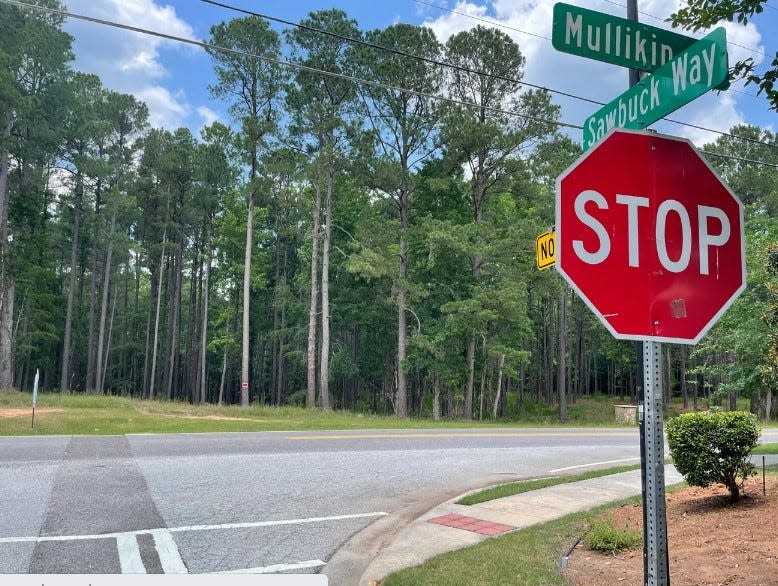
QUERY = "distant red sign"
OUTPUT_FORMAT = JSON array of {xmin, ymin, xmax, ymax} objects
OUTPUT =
[{"xmin": 556, "ymin": 129, "xmax": 745, "ymax": 344}]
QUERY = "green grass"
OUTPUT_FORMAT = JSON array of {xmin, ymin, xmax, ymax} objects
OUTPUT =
[
  {"xmin": 0, "ymin": 391, "xmax": 651, "ymax": 436},
  {"xmin": 1, "ymin": 391, "xmax": 505, "ymax": 435},
  {"xmin": 585, "ymin": 516, "xmax": 641, "ymax": 553},
  {"xmin": 382, "ymin": 497, "xmax": 643, "ymax": 586},
  {"xmin": 753, "ymin": 443, "xmax": 778, "ymax": 454},
  {"xmin": 383, "ymin": 481, "xmax": 698, "ymax": 586},
  {"xmin": 457, "ymin": 464, "xmax": 641, "ymax": 505},
  {"xmin": 2, "ymin": 390, "xmax": 774, "ymax": 437}
]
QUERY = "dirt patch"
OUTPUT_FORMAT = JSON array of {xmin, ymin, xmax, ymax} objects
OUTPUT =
[
  {"xmin": 0, "ymin": 408, "xmax": 64, "ymax": 418},
  {"xmin": 565, "ymin": 477, "xmax": 778, "ymax": 585}
]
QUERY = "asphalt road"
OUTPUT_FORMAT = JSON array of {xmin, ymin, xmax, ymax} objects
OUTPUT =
[{"xmin": 1, "ymin": 427, "xmax": 776, "ymax": 579}]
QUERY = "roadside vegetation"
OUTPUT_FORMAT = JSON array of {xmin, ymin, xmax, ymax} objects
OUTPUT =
[
  {"xmin": 0, "ymin": 391, "xmax": 654, "ymax": 435},
  {"xmin": 456, "ymin": 464, "xmax": 642, "ymax": 505},
  {"xmin": 381, "ymin": 499, "xmax": 640, "ymax": 586},
  {"xmin": 1, "ymin": 2, "xmax": 777, "ymax": 426},
  {"xmin": 384, "ymin": 466, "xmax": 778, "ymax": 585},
  {"xmin": 584, "ymin": 516, "xmax": 642, "ymax": 554},
  {"xmin": 2, "ymin": 391, "xmax": 776, "ymax": 436}
]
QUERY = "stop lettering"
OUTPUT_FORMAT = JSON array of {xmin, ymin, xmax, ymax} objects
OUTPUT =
[{"xmin": 555, "ymin": 129, "xmax": 745, "ymax": 344}]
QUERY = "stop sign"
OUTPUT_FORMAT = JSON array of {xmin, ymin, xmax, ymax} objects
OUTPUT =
[{"xmin": 556, "ymin": 129, "xmax": 745, "ymax": 344}]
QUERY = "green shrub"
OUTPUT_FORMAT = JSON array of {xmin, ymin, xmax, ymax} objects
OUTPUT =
[
  {"xmin": 666, "ymin": 410, "xmax": 759, "ymax": 502},
  {"xmin": 585, "ymin": 517, "xmax": 641, "ymax": 554}
]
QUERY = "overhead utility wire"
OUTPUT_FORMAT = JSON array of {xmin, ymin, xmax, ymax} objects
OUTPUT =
[
  {"xmin": 415, "ymin": 0, "xmax": 767, "ymax": 58},
  {"xmin": 201, "ymin": 0, "xmax": 603, "ymax": 107},
  {"xmin": 1, "ymin": 0, "xmax": 580, "ymax": 131},
  {"xmin": 412, "ymin": 0, "xmax": 550, "ymax": 40},
  {"xmin": 5, "ymin": 0, "xmax": 777, "ymax": 169},
  {"xmin": 701, "ymin": 150, "xmax": 778, "ymax": 168},
  {"xmin": 598, "ymin": 0, "xmax": 768, "ymax": 57},
  {"xmin": 414, "ymin": 0, "xmax": 767, "ymax": 101},
  {"xmin": 207, "ymin": 0, "xmax": 778, "ymax": 152}
]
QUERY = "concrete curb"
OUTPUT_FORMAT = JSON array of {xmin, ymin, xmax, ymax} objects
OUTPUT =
[{"xmin": 355, "ymin": 466, "xmax": 684, "ymax": 585}]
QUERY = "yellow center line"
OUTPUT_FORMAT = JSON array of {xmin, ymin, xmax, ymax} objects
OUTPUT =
[{"xmin": 285, "ymin": 431, "xmax": 637, "ymax": 441}]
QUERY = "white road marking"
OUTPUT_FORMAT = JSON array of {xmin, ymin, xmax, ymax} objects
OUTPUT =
[
  {"xmin": 169, "ymin": 511, "xmax": 388, "ymax": 533},
  {"xmin": 0, "ymin": 511, "xmax": 388, "ymax": 544},
  {"xmin": 286, "ymin": 431, "xmax": 636, "ymax": 440},
  {"xmin": 549, "ymin": 457, "xmax": 640, "ymax": 473},
  {"xmin": 116, "ymin": 533, "xmax": 146, "ymax": 574},
  {"xmin": 150, "ymin": 529, "xmax": 188, "ymax": 574},
  {"xmin": 217, "ymin": 559, "xmax": 326, "ymax": 574}
]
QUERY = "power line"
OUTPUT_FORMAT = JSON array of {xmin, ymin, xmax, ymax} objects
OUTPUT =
[
  {"xmin": 415, "ymin": 0, "xmax": 767, "ymax": 59},
  {"xmin": 206, "ymin": 0, "xmax": 778, "ymax": 152},
  {"xmin": 413, "ymin": 0, "xmax": 550, "ymax": 40},
  {"xmin": 598, "ymin": 0, "xmax": 768, "ymax": 57},
  {"xmin": 701, "ymin": 149, "xmax": 778, "ymax": 168},
  {"xmin": 1, "ymin": 0, "xmax": 579, "ymax": 131},
  {"xmin": 415, "ymin": 0, "xmax": 767, "ymax": 103},
  {"xmin": 201, "ymin": 0, "xmax": 603, "ymax": 107},
  {"xmin": 4, "ymin": 0, "xmax": 778, "ymax": 170}
]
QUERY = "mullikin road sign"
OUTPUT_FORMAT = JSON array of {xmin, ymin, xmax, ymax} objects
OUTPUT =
[
  {"xmin": 552, "ymin": 2, "xmax": 699, "ymax": 73},
  {"xmin": 582, "ymin": 28, "xmax": 728, "ymax": 150}
]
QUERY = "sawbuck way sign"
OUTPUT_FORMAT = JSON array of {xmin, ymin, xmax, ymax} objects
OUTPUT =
[{"xmin": 582, "ymin": 28, "xmax": 728, "ymax": 150}]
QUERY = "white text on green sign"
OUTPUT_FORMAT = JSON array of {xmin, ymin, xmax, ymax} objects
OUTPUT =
[
  {"xmin": 582, "ymin": 28, "xmax": 728, "ymax": 150},
  {"xmin": 552, "ymin": 2, "xmax": 698, "ymax": 72}
]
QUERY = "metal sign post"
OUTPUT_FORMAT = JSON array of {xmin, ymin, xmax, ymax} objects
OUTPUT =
[{"xmin": 643, "ymin": 342, "xmax": 668, "ymax": 585}]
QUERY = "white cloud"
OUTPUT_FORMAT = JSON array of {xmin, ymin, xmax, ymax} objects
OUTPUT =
[
  {"xmin": 64, "ymin": 0, "xmax": 196, "ymax": 130},
  {"xmin": 136, "ymin": 86, "xmax": 191, "ymax": 129},
  {"xmin": 422, "ymin": 0, "xmax": 766, "ymax": 147},
  {"xmin": 197, "ymin": 106, "xmax": 220, "ymax": 128}
]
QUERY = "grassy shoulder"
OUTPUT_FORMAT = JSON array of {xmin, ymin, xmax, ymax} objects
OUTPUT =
[
  {"xmin": 0, "ymin": 391, "xmax": 646, "ymax": 435},
  {"xmin": 0, "ymin": 391, "xmax": 486, "ymax": 435},
  {"xmin": 457, "ymin": 464, "xmax": 641, "ymax": 505},
  {"xmin": 385, "ymin": 467, "xmax": 778, "ymax": 586},
  {"xmin": 754, "ymin": 443, "xmax": 778, "ymax": 454},
  {"xmin": 382, "ymin": 497, "xmax": 642, "ymax": 586}
]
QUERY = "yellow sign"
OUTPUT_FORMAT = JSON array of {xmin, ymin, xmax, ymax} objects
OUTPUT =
[{"xmin": 536, "ymin": 231, "xmax": 556, "ymax": 270}]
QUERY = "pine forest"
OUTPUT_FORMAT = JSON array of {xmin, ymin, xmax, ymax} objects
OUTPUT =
[{"xmin": 2, "ymin": 0, "xmax": 778, "ymax": 421}]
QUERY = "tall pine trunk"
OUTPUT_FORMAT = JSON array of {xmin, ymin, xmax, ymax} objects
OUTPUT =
[
  {"xmin": 99, "ymin": 288, "xmax": 118, "ymax": 393},
  {"xmin": 86, "ymin": 180, "xmax": 102, "ymax": 393},
  {"xmin": 558, "ymin": 287, "xmax": 568, "ymax": 422},
  {"xmin": 240, "ymin": 194, "xmax": 254, "ymax": 407},
  {"xmin": 95, "ymin": 211, "xmax": 116, "ymax": 395},
  {"xmin": 319, "ymin": 171, "xmax": 333, "ymax": 410},
  {"xmin": 199, "ymin": 255, "xmax": 211, "ymax": 404},
  {"xmin": 148, "ymin": 231, "xmax": 166, "ymax": 400},
  {"xmin": 0, "ymin": 114, "xmax": 15, "ymax": 389},
  {"xmin": 464, "ymin": 174, "xmax": 486, "ymax": 420},
  {"xmin": 165, "ymin": 245, "xmax": 182, "ymax": 401},
  {"xmin": 464, "ymin": 337, "xmax": 475, "ymax": 420},
  {"xmin": 492, "ymin": 354, "xmax": 505, "ymax": 420},
  {"xmin": 395, "ymin": 189, "xmax": 409, "ymax": 418},
  {"xmin": 60, "ymin": 171, "xmax": 83, "ymax": 393},
  {"xmin": 307, "ymin": 183, "xmax": 322, "ymax": 408}
]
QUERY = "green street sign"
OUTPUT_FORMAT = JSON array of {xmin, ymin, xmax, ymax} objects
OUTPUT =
[
  {"xmin": 552, "ymin": 2, "xmax": 699, "ymax": 72},
  {"xmin": 582, "ymin": 28, "xmax": 728, "ymax": 151}
]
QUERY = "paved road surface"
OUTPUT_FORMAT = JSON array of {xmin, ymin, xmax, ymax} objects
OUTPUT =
[{"xmin": 0, "ymin": 427, "xmax": 775, "ymax": 577}]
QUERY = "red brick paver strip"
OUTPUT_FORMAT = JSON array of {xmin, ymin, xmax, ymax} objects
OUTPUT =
[{"xmin": 428, "ymin": 514, "xmax": 515, "ymax": 536}]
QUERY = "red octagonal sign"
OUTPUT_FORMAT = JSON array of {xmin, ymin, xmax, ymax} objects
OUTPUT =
[{"xmin": 556, "ymin": 129, "xmax": 745, "ymax": 344}]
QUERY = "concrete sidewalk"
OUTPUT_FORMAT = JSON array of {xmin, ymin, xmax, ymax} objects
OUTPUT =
[
  {"xmin": 355, "ymin": 454, "xmax": 778, "ymax": 585},
  {"xmin": 358, "ymin": 466, "xmax": 683, "ymax": 585}
]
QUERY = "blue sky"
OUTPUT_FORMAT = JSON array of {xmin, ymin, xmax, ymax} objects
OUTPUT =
[{"xmin": 61, "ymin": 0, "xmax": 777, "ymax": 147}]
